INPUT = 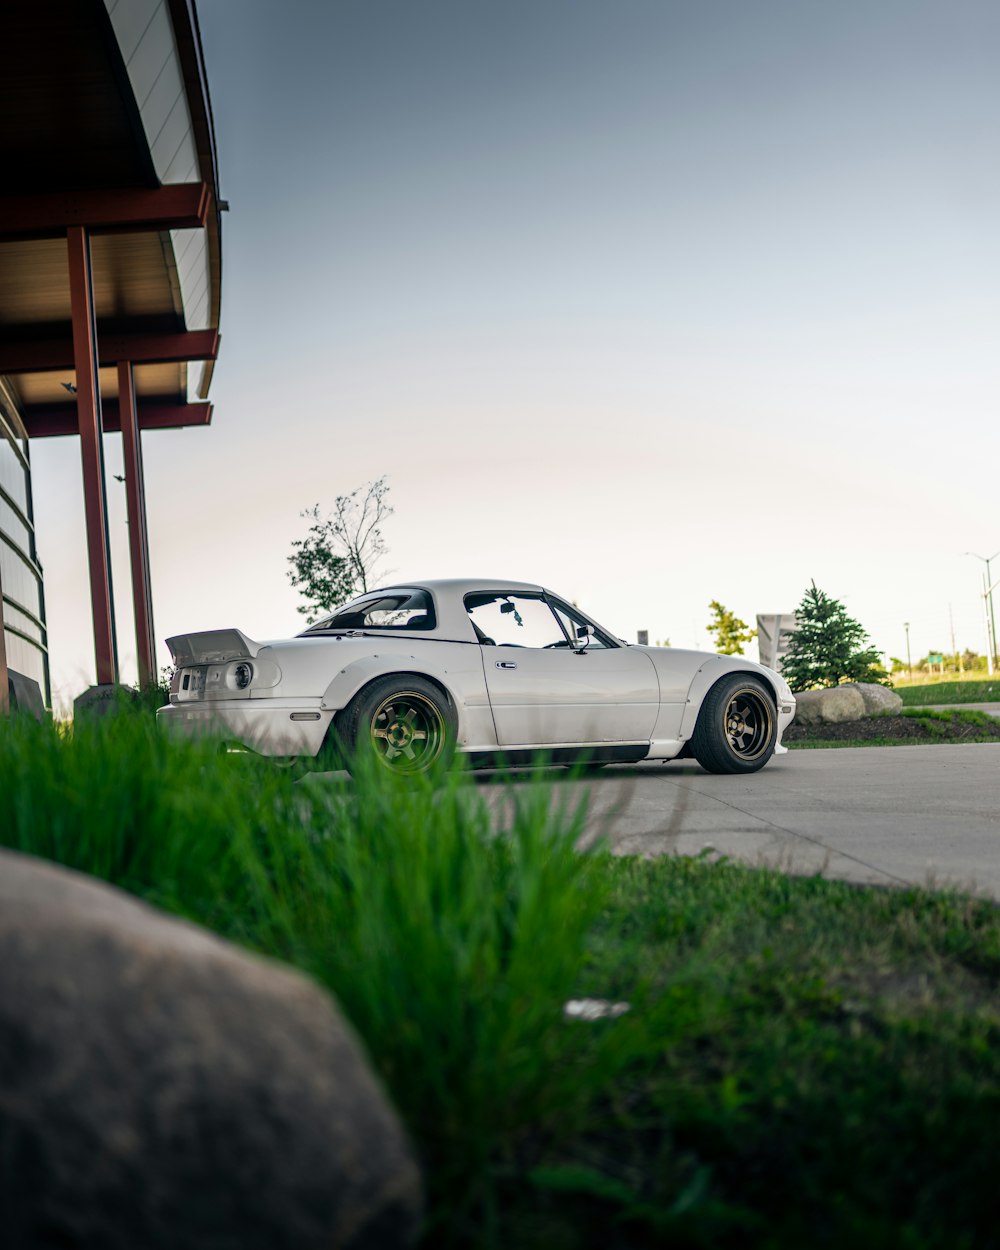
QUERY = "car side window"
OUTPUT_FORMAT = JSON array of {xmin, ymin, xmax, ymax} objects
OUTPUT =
[
  {"xmin": 465, "ymin": 594, "xmax": 568, "ymax": 649},
  {"xmin": 300, "ymin": 589, "xmax": 435, "ymax": 634},
  {"xmin": 551, "ymin": 601, "xmax": 610, "ymax": 649}
]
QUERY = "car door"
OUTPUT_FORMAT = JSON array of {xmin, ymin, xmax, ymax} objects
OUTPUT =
[{"xmin": 466, "ymin": 592, "xmax": 659, "ymax": 747}]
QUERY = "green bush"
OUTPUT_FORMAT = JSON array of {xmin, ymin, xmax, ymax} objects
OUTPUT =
[{"xmin": 782, "ymin": 581, "xmax": 888, "ymax": 691}]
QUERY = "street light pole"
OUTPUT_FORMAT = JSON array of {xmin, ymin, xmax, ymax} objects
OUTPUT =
[
  {"xmin": 965, "ymin": 551, "xmax": 999, "ymax": 675},
  {"xmin": 903, "ymin": 621, "xmax": 911, "ymax": 680}
]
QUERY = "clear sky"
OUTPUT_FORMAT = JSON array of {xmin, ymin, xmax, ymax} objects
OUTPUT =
[{"xmin": 30, "ymin": 0, "xmax": 1000, "ymax": 707}]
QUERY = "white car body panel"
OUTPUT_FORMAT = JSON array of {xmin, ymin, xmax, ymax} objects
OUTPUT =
[
  {"xmin": 677, "ymin": 654, "xmax": 789, "ymax": 739},
  {"xmin": 158, "ymin": 578, "xmax": 796, "ymax": 768},
  {"xmin": 482, "ymin": 646, "xmax": 658, "ymax": 746},
  {"xmin": 637, "ymin": 645, "xmax": 714, "ymax": 752},
  {"xmin": 315, "ymin": 641, "xmax": 495, "ymax": 750},
  {"xmin": 163, "ymin": 698, "xmax": 334, "ymax": 757}
]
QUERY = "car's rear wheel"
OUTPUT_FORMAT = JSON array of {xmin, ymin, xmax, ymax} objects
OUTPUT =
[
  {"xmin": 338, "ymin": 675, "xmax": 455, "ymax": 775},
  {"xmin": 690, "ymin": 674, "xmax": 778, "ymax": 774}
]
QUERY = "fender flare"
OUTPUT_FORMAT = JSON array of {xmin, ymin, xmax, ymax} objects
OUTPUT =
[
  {"xmin": 679, "ymin": 657, "xmax": 781, "ymax": 740},
  {"xmin": 320, "ymin": 655, "xmax": 460, "ymax": 721}
]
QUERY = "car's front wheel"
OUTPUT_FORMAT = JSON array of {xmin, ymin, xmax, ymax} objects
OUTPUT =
[
  {"xmin": 690, "ymin": 674, "xmax": 778, "ymax": 774},
  {"xmin": 338, "ymin": 675, "xmax": 455, "ymax": 775}
]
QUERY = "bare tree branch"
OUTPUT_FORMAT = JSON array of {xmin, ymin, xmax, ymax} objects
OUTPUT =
[{"xmin": 287, "ymin": 478, "xmax": 394, "ymax": 618}]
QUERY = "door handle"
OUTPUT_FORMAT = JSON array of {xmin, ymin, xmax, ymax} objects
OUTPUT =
[{"xmin": 496, "ymin": 660, "xmax": 517, "ymax": 670}]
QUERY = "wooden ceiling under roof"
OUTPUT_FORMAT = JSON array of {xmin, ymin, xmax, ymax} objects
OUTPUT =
[
  {"xmin": 0, "ymin": 0, "xmax": 224, "ymax": 693},
  {"xmin": 0, "ymin": 0, "xmax": 222, "ymax": 431}
]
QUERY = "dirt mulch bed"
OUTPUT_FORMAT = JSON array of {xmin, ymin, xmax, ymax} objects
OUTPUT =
[{"xmin": 785, "ymin": 712, "xmax": 1000, "ymax": 745}]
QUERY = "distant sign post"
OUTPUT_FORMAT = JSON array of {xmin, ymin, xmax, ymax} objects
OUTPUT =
[
  {"xmin": 756, "ymin": 614, "xmax": 797, "ymax": 671},
  {"xmin": 637, "ymin": 630, "xmax": 649, "ymax": 646}
]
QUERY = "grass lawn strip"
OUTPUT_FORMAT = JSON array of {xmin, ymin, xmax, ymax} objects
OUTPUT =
[
  {"xmin": 785, "ymin": 707, "xmax": 1000, "ymax": 749},
  {"xmin": 896, "ymin": 679, "xmax": 1000, "ymax": 707},
  {"xmin": 2, "ymin": 710, "xmax": 998, "ymax": 1248}
]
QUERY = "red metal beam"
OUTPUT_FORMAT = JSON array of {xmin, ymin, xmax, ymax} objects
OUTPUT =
[
  {"xmin": 0, "ymin": 556, "xmax": 9, "ymax": 715},
  {"xmin": 22, "ymin": 401, "xmax": 212, "ymax": 438},
  {"xmin": 67, "ymin": 225, "xmax": 118, "ymax": 687},
  {"xmin": 0, "ymin": 183, "xmax": 211, "ymax": 241},
  {"xmin": 0, "ymin": 329, "xmax": 220, "ymax": 374},
  {"xmin": 135, "ymin": 402, "xmax": 213, "ymax": 431},
  {"xmin": 118, "ymin": 362, "xmax": 157, "ymax": 689}
]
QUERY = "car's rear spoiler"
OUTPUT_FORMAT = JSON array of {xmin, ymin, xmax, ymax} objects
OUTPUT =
[{"xmin": 165, "ymin": 629, "xmax": 263, "ymax": 666}]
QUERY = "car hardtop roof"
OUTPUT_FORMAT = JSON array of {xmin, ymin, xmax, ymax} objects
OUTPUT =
[
  {"xmin": 375, "ymin": 578, "xmax": 547, "ymax": 598},
  {"xmin": 301, "ymin": 579, "xmax": 600, "ymax": 645}
]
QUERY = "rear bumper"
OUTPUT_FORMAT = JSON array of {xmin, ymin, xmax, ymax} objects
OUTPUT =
[{"xmin": 156, "ymin": 698, "xmax": 333, "ymax": 758}]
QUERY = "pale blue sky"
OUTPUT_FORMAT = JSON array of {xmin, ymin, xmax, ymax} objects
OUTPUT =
[{"xmin": 31, "ymin": 0, "xmax": 1000, "ymax": 703}]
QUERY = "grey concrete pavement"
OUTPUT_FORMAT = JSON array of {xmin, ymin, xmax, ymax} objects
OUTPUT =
[{"xmin": 480, "ymin": 744, "xmax": 1000, "ymax": 899}]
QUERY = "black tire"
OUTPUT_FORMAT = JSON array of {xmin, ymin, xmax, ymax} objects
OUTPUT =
[
  {"xmin": 271, "ymin": 755, "xmax": 310, "ymax": 781},
  {"xmin": 337, "ymin": 675, "xmax": 455, "ymax": 776},
  {"xmin": 690, "ymin": 674, "xmax": 778, "ymax": 774}
]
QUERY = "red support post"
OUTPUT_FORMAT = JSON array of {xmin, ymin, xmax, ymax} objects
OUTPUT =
[
  {"xmin": 67, "ymin": 225, "xmax": 118, "ymax": 687},
  {"xmin": 118, "ymin": 361, "xmax": 156, "ymax": 688},
  {"xmin": 0, "ymin": 555, "xmax": 9, "ymax": 714}
]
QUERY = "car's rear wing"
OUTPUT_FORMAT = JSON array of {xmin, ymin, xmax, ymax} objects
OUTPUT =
[{"xmin": 165, "ymin": 629, "xmax": 263, "ymax": 666}]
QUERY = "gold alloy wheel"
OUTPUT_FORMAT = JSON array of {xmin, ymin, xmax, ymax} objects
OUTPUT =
[
  {"xmin": 370, "ymin": 690, "xmax": 446, "ymax": 773},
  {"xmin": 724, "ymin": 688, "xmax": 774, "ymax": 761}
]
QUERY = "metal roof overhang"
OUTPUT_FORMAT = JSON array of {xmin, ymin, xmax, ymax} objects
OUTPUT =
[
  {"xmin": 0, "ymin": 0, "xmax": 225, "ymax": 693},
  {"xmin": 0, "ymin": 0, "xmax": 223, "ymax": 432}
]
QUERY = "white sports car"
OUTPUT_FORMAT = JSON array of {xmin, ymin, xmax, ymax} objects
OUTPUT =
[{"xmin": 157, "ymin": 579, "xmax": 796, "ymax": 775}]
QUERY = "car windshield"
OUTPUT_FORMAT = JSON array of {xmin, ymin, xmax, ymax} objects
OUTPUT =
[{"xmin": 299, "ymin": 589, "xmax": 435, "ymax": 634}]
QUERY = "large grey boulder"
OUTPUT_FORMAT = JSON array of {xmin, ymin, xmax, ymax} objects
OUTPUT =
[
  {"xmin": 794, "ymin": 685, "xmax": 867, "ymax": 725},
  {"xmin": 0, "ymin": 849, "xmax": 421, "ymax": 1250},
  {"xmin": 845, "ymin": 683, "xmax": 903, "ymax": 715}
]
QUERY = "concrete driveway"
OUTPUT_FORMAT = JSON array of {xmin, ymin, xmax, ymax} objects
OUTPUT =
[{"xmin": 480, "ymin": 744, "xmax": 1000, "ymax": 900}]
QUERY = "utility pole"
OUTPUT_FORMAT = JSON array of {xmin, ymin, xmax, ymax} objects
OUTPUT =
[
  {"xmin": 904, "ymin": 621, "xmax": 911, "ymax": 680},
  {"xmin": 965, "ymin": 551, "xmax": 999, "ymax": 675},
  {"xmin": 949, "ymin": 603, "xmax": 962, "ymax": 673}
]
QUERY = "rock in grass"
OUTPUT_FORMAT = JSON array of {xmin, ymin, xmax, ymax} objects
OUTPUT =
[
  {"xmin": 794, "ymin": 685, "xmax": 867, "ymax": 725},
  {"xmin": 846, "ymin": 682, "xmax": 903, "ymax": 715},
  {"xmin": 0, "ymin": 849, "xmax": 421, "ymax": 1250}
]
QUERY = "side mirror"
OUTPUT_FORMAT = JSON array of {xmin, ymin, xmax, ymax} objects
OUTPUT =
[{"xmin": 573, "ymin": 624, "xmax": 593, "ymax": 650}]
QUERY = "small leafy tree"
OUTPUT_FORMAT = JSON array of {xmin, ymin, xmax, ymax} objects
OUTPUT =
[
  {"xmin": 706, "ymin": 601, "xmax": 756, "ymax": 655},
  {"xmin": 288, "ymin": 477, "xmax": 394, "ymax": 623},
  {"xmin": 781, "ymin": 581, "xmax": 888, "ymax": 691}
]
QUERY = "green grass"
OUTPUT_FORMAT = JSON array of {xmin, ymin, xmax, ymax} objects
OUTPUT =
[
  {"xmin": 903, "ymin": 707, "xmax": 998, "ymax": 729},
  {"xmin": 2, "ymin": 709, "xmax": 999, "ymax": 1248},
  {"xmin": 896, "ymin": 679, "xmax": 1000, "ymax": 706},
  {"xmin": 787, "ymin": 707, "xmax": 1000, "ymax": 749}
]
